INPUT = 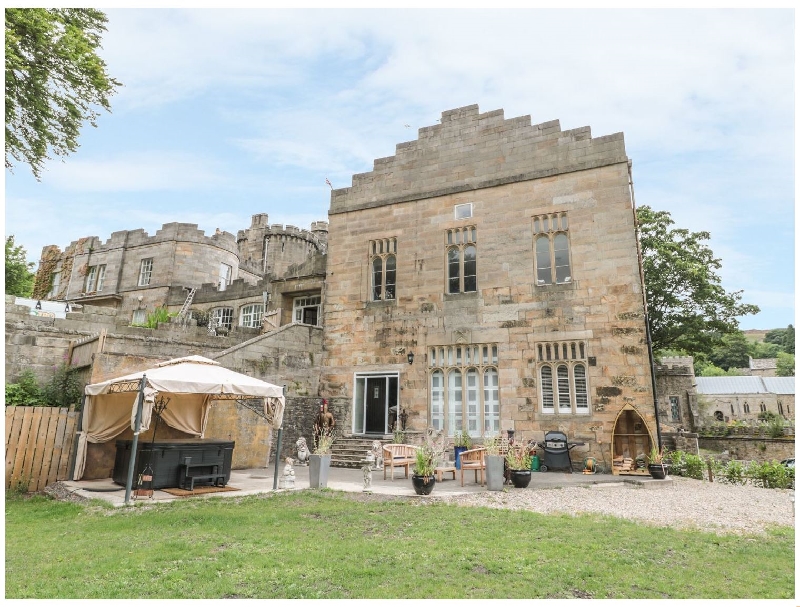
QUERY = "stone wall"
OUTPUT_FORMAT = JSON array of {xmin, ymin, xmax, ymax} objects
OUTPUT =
[
  {"xmin": 5, "ymin": 296, "xmax": 119, "ymax": 383},
  {"xmin": 654, "ymin": 358, "xmax": 697, "ymax": 432},
  {"xmin": 269, "ymin": 396, "xmax": 325, "ymax": 465},
  {"xmin": 211, "ymin": 323, "xmax": 323, "ymax": 397},
  {"xmin": 698, "ymin": 436, "xmax": 795, "ymax": 464}
]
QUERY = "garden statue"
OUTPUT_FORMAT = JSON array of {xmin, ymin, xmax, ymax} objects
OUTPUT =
[
  {"xmin": 313, "ymin": 399, "xmax": 336, "ymax": 446},
  {"xmin": 371, "ymin": 440, "xmax": 383, "ymax": 471},
  {"xmin": 296, "ymin": 437, "xmax": 310, "ymax": 466},
  {"xmin": 362, "ymin": 459, "xmax": 373, "ymax": 492},
  {"xmin": 279, "ymin": 457, "xmax": 295, "ymax": 489}
]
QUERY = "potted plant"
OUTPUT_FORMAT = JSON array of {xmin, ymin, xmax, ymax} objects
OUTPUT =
[
  {"xmin": 453, "ymin": 430, "xmax": 472, "ymax": 469},
  {"xmin": 646, "ymin": 445, "xmax": 670, "ymax": 480},
  {"xmin": 505, "ymin": 447, "xmax": 533, "ymax": 488},
  {"xmin": 309, "ymin": 429, "xmax": 335, "ymax": 488},
  {"xmin": 411, "ymin": 429, "xmax": 446, "ymax": 495},
  {"xmin": 483, "ymin": 435, "xmax": 505, "ymax": 491}
]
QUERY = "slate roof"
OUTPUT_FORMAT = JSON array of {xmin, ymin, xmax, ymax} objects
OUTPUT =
[
  {"xmin": 696, "ymin": 376, "xmax": 795, "ymax": 396},
  {"xmin": 762, "ymin": 377, "xmax": 796, "ymax": 395}
]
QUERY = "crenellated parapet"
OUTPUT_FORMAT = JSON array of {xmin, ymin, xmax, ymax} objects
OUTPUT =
[
  {"xmin": 237, "ymin": 214, "xmax": 328, "ymax": 279},
  {"xmin": 330, "ymin": 104, "xmax": 628, "ymax": 214}
]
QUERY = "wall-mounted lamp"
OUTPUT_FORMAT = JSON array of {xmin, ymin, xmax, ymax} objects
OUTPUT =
[{"xmin": 407, "ymin": 352, "xmax": 415, "ymax": 365}]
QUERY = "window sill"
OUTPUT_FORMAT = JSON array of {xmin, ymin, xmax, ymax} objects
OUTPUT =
[
  {"xmin": 443, "ymin": 291, "xmax": 478, "ymax": 302},
  {"xmin": 540, "ymin": 411, "xmax": 592, "ymax": 416},
  {"xmin": 366, "ymin": 299, "xmax": 396, "ymax": 308},
  {"xmin": 535, "ymin": 281, "xmax": 575, "ymax": 291}
]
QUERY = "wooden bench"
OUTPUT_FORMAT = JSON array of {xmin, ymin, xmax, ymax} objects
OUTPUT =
[
  {"xmin": 383, "ymin": 444, "xmax": 419, "ymax": 480},
  {"xmin": 180, "ymin": 457, "xmax": 226, "ymax": 491}
]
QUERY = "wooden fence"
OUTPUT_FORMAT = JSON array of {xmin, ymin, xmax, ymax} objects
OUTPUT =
[{"xmin": 5, "ymin": 406, "xmax": 80, "ymax": 492}]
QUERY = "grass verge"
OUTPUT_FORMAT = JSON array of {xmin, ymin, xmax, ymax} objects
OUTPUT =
[{"xmin": 5, "ymin": 490, "xmax": 794, "ymax": 599}]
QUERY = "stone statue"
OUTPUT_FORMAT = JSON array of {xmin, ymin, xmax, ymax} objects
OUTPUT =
[
  {"xmin": 279, "ymin": 457, "xmax": 295, "ymax": 489},
  {"xmin": 296, "ymin": 437, "xmax": 310, "ymax": 466},
  {"xmin": 362, "ymin": 460, "xmax": 373, "ymax": 492},
  {"xmin": 371, "ymin": 440, "xmax": 384, "ymax": 471}
]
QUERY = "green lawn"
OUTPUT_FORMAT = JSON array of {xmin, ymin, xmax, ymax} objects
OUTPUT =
[{"xmin": 5, "ymin": 490, "xmax": 795, "ymax": 599}]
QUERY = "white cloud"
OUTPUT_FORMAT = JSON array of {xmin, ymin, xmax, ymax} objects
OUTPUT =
[{"xmin": 43, "ymin": 152, "xmax": 228, "ymax": 192}]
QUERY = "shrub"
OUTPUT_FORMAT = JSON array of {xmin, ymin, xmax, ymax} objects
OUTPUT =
[
  {"xmin": 683, "ymin": 453, "xmax": 706, "ymax": 479},
  {"xmin": 718, "ymin": 459, "xmax": 747, "ymax": 486},
  {"xmin": 667, "ymin": 450, "xmax": 706, "ymax": 480},
  {"xmin": 5, "ymin": 370, "xmax": 45, "ymax": 406},
  {"xmin": 143, "ymin": 306, "xmax": 173, "ymax": 328},
  {"xmin": 766, "ymin": 417, "xmax": 786, "ymax": 439},
  {"xmin": 5, "ymin": 365, "xmax": 83, "ymax": 409},
  {"xmin": 41, "ymin": 363, "xmax": 83, "ymax": 409},
  {"xmin": 746, "ymin": 460, "xmax": 794, "ymax": 489}
]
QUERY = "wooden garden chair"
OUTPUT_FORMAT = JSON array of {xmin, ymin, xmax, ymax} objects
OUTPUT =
[{"xmin": 459, "ymin": 447, "xmax": 486, "ymax": 486}]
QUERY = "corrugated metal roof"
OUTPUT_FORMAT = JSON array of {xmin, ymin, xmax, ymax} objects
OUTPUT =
[
  {"xmin": 695, "ymin": 376, "xmax": 769, "ymax": 395},
  {"xmin": 762, "ymin": 377, "xmax": 796, "ymax": 395}
]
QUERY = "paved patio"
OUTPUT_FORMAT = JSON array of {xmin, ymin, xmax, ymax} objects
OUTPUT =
[{"xmin": 60, "ymin": 464, "xmax": 671, "ymax": 507}]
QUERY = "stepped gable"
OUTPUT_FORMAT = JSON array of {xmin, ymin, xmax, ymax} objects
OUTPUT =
[{"xmin": 330, "ymin": 103, "xmax": 628, "ymax": 214}]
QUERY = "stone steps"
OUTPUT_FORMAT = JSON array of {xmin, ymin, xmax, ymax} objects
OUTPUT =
[{"xmin": 330, "ymin": 436, "xmax": 389, "ymax": 468}]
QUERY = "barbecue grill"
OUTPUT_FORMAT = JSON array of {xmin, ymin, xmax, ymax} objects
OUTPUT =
[{"xmin": 535, "ymin": 430, "xmax": 584, "ymax": 473}]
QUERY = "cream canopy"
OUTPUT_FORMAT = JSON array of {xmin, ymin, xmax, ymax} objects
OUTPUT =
[{"xmin": 73, "ymin": 355, "xmax": 285, "ymax": 480}]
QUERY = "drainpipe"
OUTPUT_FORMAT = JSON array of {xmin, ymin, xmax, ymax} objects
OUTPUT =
[{"xmin": 628, "ymin": 160, "xmax": 662, "ymax": 450}]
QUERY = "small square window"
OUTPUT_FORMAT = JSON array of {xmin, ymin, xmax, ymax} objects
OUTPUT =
[{"xmin": 454, "ymin": 203, "xmax": 473, "ymax": 220}]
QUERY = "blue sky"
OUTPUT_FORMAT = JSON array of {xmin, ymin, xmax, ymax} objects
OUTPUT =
[{"xmin": 4, "ymin": 8, "xmax": 795, "ymax": 331}]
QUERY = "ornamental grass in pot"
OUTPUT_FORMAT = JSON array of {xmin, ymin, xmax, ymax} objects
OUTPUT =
[
  {"xmin": 411, "ymin": 429, "xmax": 446, "ymax": 495},
  {"xmin": 309, "ymin": 429, "xmax": 335, "ymax": 488},
  {"xmin": 646, "ymin": 445, "xmax": 670, "ymax": 480},
  {"xmin": 505, "ymin": 447, "xmax": 533, "ymax": 489}
]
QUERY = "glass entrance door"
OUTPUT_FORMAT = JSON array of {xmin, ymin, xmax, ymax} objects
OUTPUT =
[{"xmin": 353, "ymin": 374, "xmax": 398, "ymax": 435}]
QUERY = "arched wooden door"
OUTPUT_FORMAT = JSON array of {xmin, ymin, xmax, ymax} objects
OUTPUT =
[{"xmin": 610, "ymin": 406, "xmax": 655, "ymax": 475}]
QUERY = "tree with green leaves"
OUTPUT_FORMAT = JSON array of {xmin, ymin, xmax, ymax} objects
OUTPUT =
[
  {"xmin": 5, "ymin": 235, "xmax": 35, "ymax": 297},
  {"xmin": 708, "ymin": 331, "xmax": 752, "ymax": 371},
  {"xmin": 782, "ymin": 325, "xmax": 794, "ymax": 354},
  {"xmin": 776, "ymin": 352, "xmax": 795, "ymax": 377},
  {"xmin": 5, "ymin": 8, "xmax": 121, "ymax": 180},
  {"xmin": 636, "ymin": 205, "xmax": 760, "ymax": 356}
]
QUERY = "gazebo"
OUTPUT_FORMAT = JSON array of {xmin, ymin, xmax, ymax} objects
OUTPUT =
[{"xmin": 74, "ymin": 355, "xmax": 285, "ymax": 503}]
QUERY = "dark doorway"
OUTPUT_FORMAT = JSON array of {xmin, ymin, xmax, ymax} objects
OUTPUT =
[{"xmin": 365, "ymin": 377, "xmax": 386, "ymax": 433}]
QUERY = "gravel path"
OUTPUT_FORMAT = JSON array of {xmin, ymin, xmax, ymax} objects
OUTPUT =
[{"xmin": 427, "ymin": 477, "xmax": 795, "ymax": 536}]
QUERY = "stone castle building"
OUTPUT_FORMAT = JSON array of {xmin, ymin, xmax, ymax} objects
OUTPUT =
[
  {"xmin": 321, "ymin": 104, "xmax": 656, "ymax": 468},
  {"xmin": 18, "ymin": 104, "xmax": 685, "ymax": 473}
]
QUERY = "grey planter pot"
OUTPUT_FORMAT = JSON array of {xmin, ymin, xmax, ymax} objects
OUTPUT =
[
  {"xmin": 309, "ymin": 454, "xmax": 331, "ymax": 488},
  {"xmin": 485, "ymin": 455, "xmax": 505, "ymax": 491}
]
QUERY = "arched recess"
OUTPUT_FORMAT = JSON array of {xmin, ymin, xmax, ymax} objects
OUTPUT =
[{"xmin": 610, "ymin": 405, "xmax": 655, "ymax": 475}]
